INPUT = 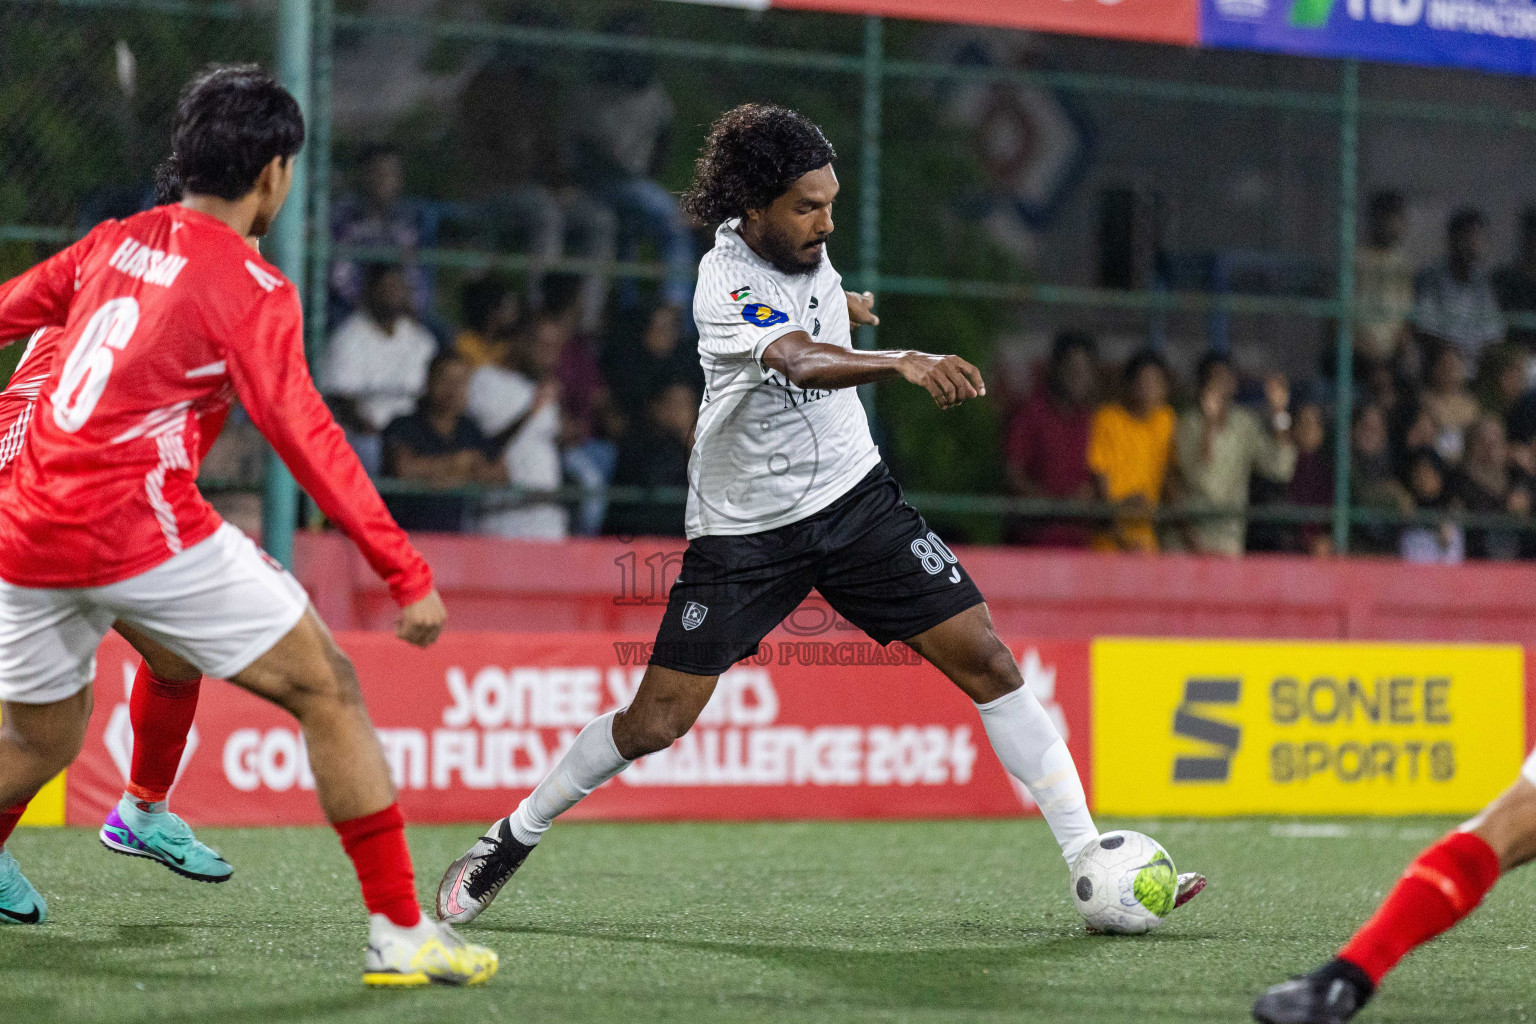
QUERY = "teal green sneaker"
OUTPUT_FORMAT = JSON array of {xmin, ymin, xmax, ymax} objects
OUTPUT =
[
  {"xmin": 99, "ymin": 797, "xmax": 233, "ymax": 883},
  {"xmin": 0, "ymin": 848, "xmax": 46, "ymax": 924}
]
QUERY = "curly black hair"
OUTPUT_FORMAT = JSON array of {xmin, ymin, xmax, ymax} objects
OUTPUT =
[
  {"xmin": 681, "ymin": 104, "xmax": 836, "ymax": 224},
  {"xmin": 152, "ymin": 156, "xmax": 183, "ymax": 206}
]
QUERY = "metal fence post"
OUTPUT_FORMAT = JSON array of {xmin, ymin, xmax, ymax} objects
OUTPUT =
[
  {"xmin": 306, "ymin": 0, "xmax": 333, "ymax": 365},
  {"xmin": 857, "ymin": 15, "xmax": 883, "ymax": 421},
  {"xmin": 264, "ymin": 0, "xmax": 313, "ymax": 567},
  {"xmin": 1330, "ymin": 59, "xmax": 1359, "ymax": 553}
]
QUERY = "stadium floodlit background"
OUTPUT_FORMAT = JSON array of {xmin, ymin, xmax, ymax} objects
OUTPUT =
[{"xmin": 7, "ymin": 1, "xmax": 1536, "ymax": 1022}]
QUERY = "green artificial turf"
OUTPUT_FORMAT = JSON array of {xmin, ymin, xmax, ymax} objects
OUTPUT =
[{"xmin": 3, "ymin": 817, "xmax": 1535, "ymax": 1023}]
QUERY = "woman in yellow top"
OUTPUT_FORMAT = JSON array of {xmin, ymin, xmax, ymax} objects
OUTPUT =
[
  {"xmin": 454, "ymin": 277, "xmax": 521, "ymax": 368},
  {"xmin": 1087, "ymin": 349, "xmax": 1176, "ymax": 552}
]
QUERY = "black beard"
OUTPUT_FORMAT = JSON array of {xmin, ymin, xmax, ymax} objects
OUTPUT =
[{"xmin": 756, "ymin": 226, "xmax": 825, "ymax": 277}]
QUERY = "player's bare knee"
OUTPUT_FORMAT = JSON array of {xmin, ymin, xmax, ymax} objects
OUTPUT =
[
  {"xmin": 1468, "ymin": 776, "xmax": 1536, "ymax": 870},
  {"xmin": 986, "ymin": 644, "xmax": 1023, "ymax": 687},
  {"xmin": 615, "ymin": 706, "xmax": 691, "ymax": 759},
  {"xmin": 1499, "ymin": 814, "xmax": 1536, "ymax": 871},
  {"xmin": 961, "ymin": 643, "xmax": 1023, "ymax": 704},
  {"xmin": 0, "ymin": 693, "xmax": 92, "ymax": 781},
  {"xmin": 271, "ymin": 644, "xmax": 364, "ymax": 722},
  {"xmin": 22, "ymin": 733, "xmax": 78, "ymax": 780},
  {"xmin": 626, "ymin": 723, "xmax": 682, "ymax": 759},
  {"xmin": 258, "ymin": 679, "xmax": 306, "ymax": 720},
  {"xmin": 2, "ymin": 728, "xmax": 79, "ymax": 789},
  {"xmin": 323, "ymin": 644, "xmax": 366, "ymax": 711},
  {"xmin": 266, "ymin": 667, "xmax": 343, "ymax": 722},
  {"xmin": 117, "ymin": 623, "xmax": 202, "ymax": 683},
  {"xmin": 140, "ymin": 651, "xmax": 202, "ymax": 684},
  {"xmin": 37, "ymin": 738, "xmax": 80, "ymax": 780}
]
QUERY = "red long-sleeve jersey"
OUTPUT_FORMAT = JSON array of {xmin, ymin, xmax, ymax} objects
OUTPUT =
[
  {"xmin": 0, "ymin": 326, "xmax": 232, "ymax": 485},
  {"xmin": 0, "ymin": 206, "xmax": 432, "ymax": 606}
]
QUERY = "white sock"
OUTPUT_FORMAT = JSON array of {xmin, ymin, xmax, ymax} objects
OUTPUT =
[
  {"xmin": 370, "ymin": 912, "xmax": 435, "ymax": 942},
  {"xmin": 118, "ymin": 796, "xmax": 169, "ymax": 834},
  {"xmin": 122, "ymin": 793, "xmax": 168, "ymax": 816},
  {"xmin": 508, "ymin": 710, "xmax": 631, "ymax": 846},
  {"xmin": 976, "ymin": 686, "xmax": 1098, "ymax": 864}
]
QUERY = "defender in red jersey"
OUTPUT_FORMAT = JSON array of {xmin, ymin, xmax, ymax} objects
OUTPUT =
[
  {"xmin": 0, "ymin": 65, "xmax": 495, "ymax": 986},
  {"xmin": 0, "ymin": 174, "xmax": 274, "ymax": 900},
  {"xmin": 0, "ymin": 128, "xmax": 249, "ymax": 888},
  {"xmin": 0, "ymin": 212, "xmax": 421, "ymax": 592},
  {"xmin": 0, "ymin": 329, "xmax": 229, "ymax": 890}
]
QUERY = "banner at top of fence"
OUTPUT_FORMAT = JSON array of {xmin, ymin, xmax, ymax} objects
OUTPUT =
[
  {"xmin": 770, "ymin": 0, "xmax": 1201, "ymax": 44},
  {"xmin": 693, "ymin": 0, "xmax": 1536, "ymax": 75},
  {"xmin": 1201, "ymin": 0, "xmax": 1536, "ymax": 76}
]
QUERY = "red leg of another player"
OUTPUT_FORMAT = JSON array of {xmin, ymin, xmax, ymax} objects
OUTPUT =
[
  {"xmin": 126, "ymin": 663, "xmax": 202, "ymax": 807},
  {"xmin": 335, "ymin": 803, "xmax": 422, "ymax": 927},
  {"xmin": 1338, "ymin": 829, "xmax": 1501, "ymax": 985},
  {"xmin": 0, "ymin": 801, "xmax": 25, "ymax": 848},
  {"xmin": 1256, "ymin": 777, "xmax": 1536, "ymax": 1022}
]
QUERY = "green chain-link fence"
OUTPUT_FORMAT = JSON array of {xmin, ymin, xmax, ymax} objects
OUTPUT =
[
  {"xmin": 0, "ymin": 0, "xmax": 275, "ymax": 363},
  {"xmin": 7, "ymin": 0, "xmax": 1536, "ymax": 558}
]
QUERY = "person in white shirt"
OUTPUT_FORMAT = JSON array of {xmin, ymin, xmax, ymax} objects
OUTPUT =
[
  {"xmin": 465, "ymin": 311, "xmax": 568, "ymax": 540},
  {"xmin": 322, "ymin": 262, "xmax": 437, "ymax": 474},
  {"xmin": 437, "ymin": 103, "xmax": 1205, "ymax": 927},
  {"xmin": 1413, "ymin": 209, "xmax": 1506, "ymax": 362}
]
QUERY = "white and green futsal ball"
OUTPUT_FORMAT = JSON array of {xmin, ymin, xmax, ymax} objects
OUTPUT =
[{"xmin": 1070, "ymin": 830, "xmax": 1178, "ymax": 935}]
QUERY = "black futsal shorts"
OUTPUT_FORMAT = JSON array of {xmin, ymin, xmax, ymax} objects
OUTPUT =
[{"xmin": 650, "ymin": 463, "xmax": 986, "ymax": 676}]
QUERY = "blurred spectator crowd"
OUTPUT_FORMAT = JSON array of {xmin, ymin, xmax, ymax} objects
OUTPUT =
[
  {"xmin": 1003, "ymin": 192, "xmax": 1536, "ymax": 563},
  {"xmin": 199, "ymin": 139, "xmax": 1536, "ymax": 559},
  {"xmin": 313, "ymin": 9, "xmax": 708, "ymax": 541},
  {"xmin": 317, "ymin": 246, "xmax": 702, "ymax": 541},
  {"xmin": 208, "ymin": 44, "xmax": 705, "ymax": 542}
]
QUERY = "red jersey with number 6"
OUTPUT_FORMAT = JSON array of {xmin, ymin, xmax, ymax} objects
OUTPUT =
[
  {"xmin": 0, "ymin": 325, "xmax": 234, "ymax": 487},
  {"xmin": 0, "ymin": 205, "xmax": 432, "ymax": 606}
]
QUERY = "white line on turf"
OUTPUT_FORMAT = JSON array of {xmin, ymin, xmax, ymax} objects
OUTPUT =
[{"xmin": 1270, "ymin": 823, "xmax": 1355, "ymax": 838}]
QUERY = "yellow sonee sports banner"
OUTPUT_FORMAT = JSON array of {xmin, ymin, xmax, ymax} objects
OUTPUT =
[
  {"xmin": 1092, "ymin": 639, "xmax": 1525, "ymax": 816},
  {"xmin": 17, "ymin": 774, "xmax": 65, "ymax": 826}
]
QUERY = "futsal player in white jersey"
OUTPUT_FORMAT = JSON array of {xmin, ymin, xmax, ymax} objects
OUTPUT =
[{"xmin": 436, "ymin": 104, "xmax": 1206, "ymax": 924}]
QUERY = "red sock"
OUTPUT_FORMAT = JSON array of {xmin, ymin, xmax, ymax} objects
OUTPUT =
[
  {"xmin": 1339, "ymin": 830, "xmax": 1501, "ymax": 985},
  {"xmin": 0, "ymin": 801, "xmax": 26, "ymax": 848},
  {"xmin": 126, "ymin": 663, "xmax": 202, "ymax": 806},
  {"xmin": 334, "ymin": 804, "xmax": 421, "ymax": 927}
]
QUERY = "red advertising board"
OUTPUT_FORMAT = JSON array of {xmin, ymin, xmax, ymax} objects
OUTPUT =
[
  {"xmin": 66, "ymin": 633, "xmax": 1092, "ymax": 828},
  {"xmin": 1526, "ymin": 648, "xmax": 1536, "ymax": 758},
  {"xmin": 773, "ymin": 0, "xmax": 1201, "ymax": 46}
]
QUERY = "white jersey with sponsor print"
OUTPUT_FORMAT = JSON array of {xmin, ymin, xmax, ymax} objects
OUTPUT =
[{"xmin": 687, "ymin": 220, "xmax": 881, "ymax": 538}]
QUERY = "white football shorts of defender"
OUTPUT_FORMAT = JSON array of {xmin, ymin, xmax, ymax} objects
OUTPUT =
[{"xmin": 0, "ymin": 523, "xmax": 308, "ymax": 704}]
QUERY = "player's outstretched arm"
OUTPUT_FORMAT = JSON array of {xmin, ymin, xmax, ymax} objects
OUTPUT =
[
  {"xmin": 223, "ymin": 285, "xmax": 445, "ymax": 647},
  {"xmin": 762, "ymin": 333, "xmax": 985, "ymax": 410}
]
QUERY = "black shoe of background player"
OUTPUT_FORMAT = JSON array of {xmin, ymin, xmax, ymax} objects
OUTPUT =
[{"xmin": 1253, "ymin": 959, "xmax": 1374, "ymax": 1024}]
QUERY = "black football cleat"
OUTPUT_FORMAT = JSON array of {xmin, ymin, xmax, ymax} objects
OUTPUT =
[{"xmin": 1253, "ymin": 960, "xmax": 1374, "ymax": 1024}]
